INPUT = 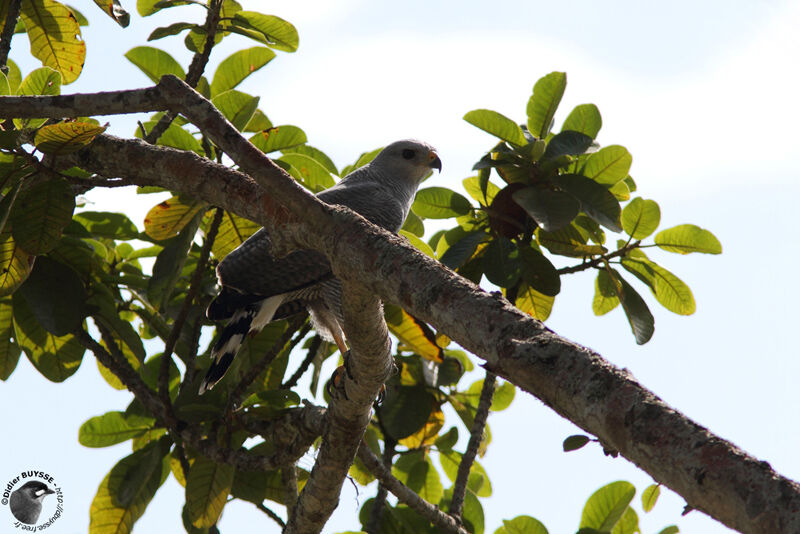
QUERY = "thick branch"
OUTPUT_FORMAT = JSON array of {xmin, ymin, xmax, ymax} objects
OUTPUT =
[
  {"xmin": 0, "ymin": 0, "xmax": 21, "ymax": 71},
  {"xmin": 0, "ymin": 87, "xmax": 166, "ymax": 118},
  {"xmin": 357, "ymin": 444, "xmax": 469, "ymax": 534}
]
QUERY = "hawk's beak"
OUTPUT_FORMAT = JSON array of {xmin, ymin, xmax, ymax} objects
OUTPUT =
[{"xmin": 429, "ymin": 151, "xmax": 442, "ymax": 172}]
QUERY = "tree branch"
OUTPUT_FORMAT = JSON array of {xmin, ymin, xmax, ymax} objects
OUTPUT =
[
  {"xmin": 282, "ymin": 335, "xmax": 322, "ymax": 389},
  {"xmin": 282, "ymin": 465, "xmax": 299, "ymax": 519},
  {"xmin": 450, "ymin": 371, "xmax": 495, "ymax": 519},
  {"xmin": 366, "ymin": 438, "xmax": 395, "ymax": 533},
  {"xmin": 0, "ymin": 87, "xmax": 167, "ymax": 118},
  {"xmin": 357, "ymin": 443, "xmax": 469, "ymax": 534},
  {"xmin": 0, "ymin": 0, "xmax": 21, "ymax": 71},
  {"xmin": 254, "ymin": 502, "xmax": 286, "ymax": 529}
]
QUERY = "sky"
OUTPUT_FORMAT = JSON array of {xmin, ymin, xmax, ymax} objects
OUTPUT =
[{"xmin": 2, "ymin": 0, "xmax": 800, "ymax": 533}]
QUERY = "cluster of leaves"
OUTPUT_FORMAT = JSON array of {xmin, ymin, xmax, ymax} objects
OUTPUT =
[
  {"xmin": 407, "ymin": 72, "xmax": 721, "ymax": 344},
  {"xmin": 0, "ymin": 2, "xmax": 715, "ymax": 534}
]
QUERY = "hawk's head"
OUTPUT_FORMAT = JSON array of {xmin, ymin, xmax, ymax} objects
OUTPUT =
[{"xmin": 374, "ymin": 139, "xmax": 441, "ymax": 186}]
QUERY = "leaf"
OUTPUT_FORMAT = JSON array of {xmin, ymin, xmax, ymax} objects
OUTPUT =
[
  {"xmin": 211, "ymin": 89, "xmax": 259, "ymax": 132},
  {"xmin": 79, "ymin": 411, "xmax": 154, "ymax": 447},
  {"xmin": 399, "ymin": 230, "xmax": 434, "ymax": 258},
  {"xmin": 398, "ymin": 405, "xmax": 445, "ymax": 449},
  {"xmin": 438, "ymin": 450, "xmax": 492, "ymax": 497},
  {"xmin": 16, "ymin": 256, "xmax": 86, "ymax": 335},
  {"xmin": 580, "ymin": 480, "xmax": 636, "ymax": 532},
  {"xmin": 497, "ymin": 515, "xmax": 549, "ymax": 534},
  {"xmin": 513, "ymin": 186, "xmax": 579, "ymax": 232},
  {"xmin": 210, "ymin": 46, "xmax": 276, "ymax": 96},
  {"xmin": 249, "ymin": 125, "xmax": 307, "ymax": 153},
  {"xmin": 230, "ymin": 12, "xmax": 298, "ymax": 52},
  {"xmin": 378, "ymin": 385, "xmax": 435, "ymax": 441},
  {"xmin": 435, "ymin": 426, "xmax": 459, "ymax": 451},
  {"xmin": 14, "ymin": 67, "xmax": 61, "ymax": 129},
  {"xmin": 490, "ymin": 381, "xmax": 515, "ymax": 411},
  {"xmin": 147, "ymin": 211, "xmax": 203, "ymax": 308},
  {"xmin": 463, "ymin": 175, "xmax": 500, "ymax": 207},
  {"xmin": 437, "ymin": 228, "xmax": 486, "ymax": 269},
  {"xmin": 34, "ymin": 122, "xmax": 105, "ymax": 154},
  {"xmin": 283, "ymin": 144, "xmax": 338, "ymax": 175},
  {"xmin": 279, "ymin": 152, "xmax": 336, "ymax": 192},
  {"xmin": 147, "ymin": 22, "xmax": 195, "ymax": 41},
  {"xmin": 563, "ymin": 434, "xmax": 591, "ymax": 452},
  {"xmin": 185, "ymin": 456, "xmax": 235, "ymax": 528},
  {"xmin": 606, "ymin": 269, "xmax": 655, "ymax": 345},
  {"xmin": 543, "ymin": 130, "xmax": 594, "ymax": 159},
  {"xmin": 563, "ymin": 103, "xmax": 602, "ymax": 139},
  {"xmin": 611, "ymin": 507, "xmax": 640, "ymax": 534},
  {"xmin": 593, "ymin": 269, "xmax": 620, "ymax": 315},
  {"xmin": 13, "ymin": 293, "xmax": 84, "ymax": 381},
  {"xmin": 654, "ymin": 224, "xmax": 722, "ymax": 254},
  {"xmin": 482, "ymin": 237, "xmax": 520, "ymax": 287},
  {"xmin": 0, "ymin": 228, "xmax": 34, "ymax": 296},
  {"xmin": 621, "ymin": 197, "xmax": 661, "ymax": 239},
  {"xmin": 125, "ymin": 46, "xmax": 186, "ymax": 83},
  {"xmin": 0, "ymin": 298, "xmax": 21, "ymax": 380},
  {"xmin": 10, "ymin": 177, "xmax": 75, "ymax": 254},
  {"xmin": 20, "ymin": 0, "xmax": 85, "ymax": 84},
  {"xmin": 5, "ymin": 59, "xmax": 21, "ymax": 93},
  {"xmin": 556, "ymin": 174, "xmax": 622, "ymax": 232},
  {"xmin": 538, "ymin": 224, "xmax": 606, "ymax": 258},
  {"xmin": 92, "ymin": 0, "xmax": 129, "ymax": 27},
  {"xmin": 144, "ymin": 196, "xmax": 207, "ymax": 241},
  {"xmin": 73, "ymin": 211, "xmax": 139, "ymax": 239},
  {"xmin": 89, "ymin": 442, "xmax": 169, "ymax": 534},
  {"xmin": 137, "ymin": 120, "xmax": 202, "ymax": 154},
  {"xmin": 210, "ymin": 211, "xmax": 260, "ymax": 259},
  {"xmin": 527, "ymin": 71, "xmax": 567, "ymax": 138},
  {"xmin": 583, "ymin": 145, "xmax": 632, "ymax": 186},
  {"xmin": 464, "ymin": 109, "xmax": 527, "ymax": 146},
  {"xmin": 514, "ymin": 282, "xmax": 554, "ymax": 321},
  {"xmin": 621, "ymin": 257, "xmax": 695, "ymax": 315},
  {"xmin": 412, "ymin": 187, "xmax": 472, "ymax": 219},
  {"xmin": 641, "ymin": 484, "xmax": 660, "ymax": 512},
  {"xmin": 384, "ymin": 304, "xmax": 443, "ymax": 363},
  {"xmin": 657, "ymin": 527, "xmax": 680, "ymax": 534}
]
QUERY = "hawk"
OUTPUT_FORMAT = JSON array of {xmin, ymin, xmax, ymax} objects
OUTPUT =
[{"xmin": 201, "ymin": 139, "xmax": 441, "ymax": 393}]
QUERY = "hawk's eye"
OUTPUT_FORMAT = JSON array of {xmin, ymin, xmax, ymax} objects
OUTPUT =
[{"xmin": 401, "ymin": 149, "xmax": 415, "ymax": 160}]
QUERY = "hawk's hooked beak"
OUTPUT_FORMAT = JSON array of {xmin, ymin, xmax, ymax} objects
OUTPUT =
[{"xmin": 429, "ymin": 151, "xmax": 442, "ymax": 172}]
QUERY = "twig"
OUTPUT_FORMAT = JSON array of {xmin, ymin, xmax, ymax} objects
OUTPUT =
[
  {"xmin": 0, "ymin": 0, "xmax": 22, "ymax": 71},
  {"xmin": 282, "ymin": 335, "xmax": 322, "ymax": 389},
  {"xmin": 226, "ymin": 316, "xmax": 309, "ymax": 412},
  {"xmin": 366, "ymin": 438, "xmax": 395, "ymax": 533},
  {"xmin": 255, "ymin": 502, "xmax": 286, "ymax": 529},
  {"xmin": 555, "ymin": 240, "xmax": 642, "ymax": 275},
  {"xmin": 450, "ymin": 371, "xmax": 496, "ymax": 519},
  {"xmin": 159, "ymin": 207, "xmax": 222, "ymax": 406},
  {"xmin": 172, "ymin": 441, "xmax": 192, "ymax": 484},
  {"xmin": 357, "ymin": 444, "xmax": 469, "ymax": 534},
  {"xmin": 282, "ymin": 465, "xmax": 299, "ymax": 518}
]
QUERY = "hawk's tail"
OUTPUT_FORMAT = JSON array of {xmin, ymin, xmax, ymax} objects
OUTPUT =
[{"xmin": 199, "ymin": 294, "xmax": 285, "ymax": 394}]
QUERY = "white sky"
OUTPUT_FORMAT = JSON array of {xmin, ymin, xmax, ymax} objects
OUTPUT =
[{"xmin": 2, "ymin": 1, "xmax": 800, "ymax": 533}]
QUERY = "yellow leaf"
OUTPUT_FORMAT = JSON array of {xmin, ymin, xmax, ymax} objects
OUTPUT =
[{"xmin": 20, "ymin": 0, "xmax": 86, "ymax": 84}]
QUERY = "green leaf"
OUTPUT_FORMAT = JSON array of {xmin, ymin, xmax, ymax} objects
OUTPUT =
[
  {"xmin": 436, "ymin": 228, "xmax": 486, "ymax": 270},
  {"xmin": 89, "ymin": 442, "xmax": 169, "ymax": 534},
  {"xmin": 73, "ymin": 211, "xmax": 139, "ymax": 239},
  {"xmin": 412, "ymin": 187, "xmax": 472, "ymax": 219},
  {"xmin": 16, "ymin": 256, "xmax": 86, "ymax": 335},
  {"xmin": 563, "ymin": 434, "xmax": 591, "ymax": 452},
  {"xmin": 92, "ymin": 0, "xmax": 129, "ymax": 26},
  {"xmin": 438, "ymin": 450, "xmax": 492, "ymax": 497},
  {"xmin": 463, "ymin": 175, "xmax": 500, "ymax": 207},
  {"xmin": 0, "ymin": 71, "xmax": 9, "ymax": 96},
  {"xmin": 401, "ymin": 210, "xmax": 424, "ymax": 237},
  {"xmin": 13, "ymin": 293, "xmax": 84, "ymax": 381},
  {"xmin": 230, "ymin": 12, "xmax": 299, "ymax": 52},
  {"xmin": 607, "ymin": 269, "xmax": 655, "ymax": 345},
  {"xmin": 593, "ymin": 269, "xmax": 620, "ymax": 316},
  {"xmin": 20, "ymin": 0, "xmax": 85, "ymax": 84},
  {"xmin": 210, "ymin": 46, "xmax": 276, "ymax": 96},
  {"xmin": 0, "ymin": 298, "xmax": 21, "ymax": 380},
  {"xmin": 283, "ymin": 145, "xmax": 337, "ymax": 175},
  {"xmin": 210, "ymin": 211, "xmax": 260, "ymax": 259},
  {"xmin": 654, "ymin": 224, "xmax": 722, "ymax": 254},
  {"xmin": 5, "ymin": 59, "xmax": 21, "ymax": 93},
  {"xmin": 611, "ymin": 507, "xmax": 640, "ymax": 534},
  {"xmin": 641, "ymin": 484, "xmax": 660, "ymax": 512},
  {"xmin": 147, "ymin": 211, "xmax": 202, "ymax": 308},
  {"xmin": 378, "ymin": 385, "xmax": 434, "ymax": 441},
  {"xmin": 460, "ymin": 489, "xmax": 485, "ymax": 534},
  {"xmin": 496, "ymin": 515, "xmax": 549, "ymax": 534},
  {"xmin": 34, "ymin": 122, "xmax": 107, "ymax": 155},
  {"xmin": 393, "ymin": 454, "xmax": 444, "ymax": 504},
  {"xmin": 249, "ymin": 125, "xmax": 307, "ymax": 153},
  {"xmin": 125, "ymin": 46, "xmax": 186, "ymax": 83},
  {"xmin": 211, "ymin": 89, "xmax": 259, "ymax": 132},
  {"xmin": 399, "ymin": 230, "xmax": 434, "ymax": 258},
  {"xmin": 435, "ymin": 426, "xmax": 459, "ymax": 451},
  {"xmin": 514, "ymin": 282, "xmax": 554, "ymax": 321},
  {"xmin": 621, "ymin": 257, "xmax": 695, "ymax": 315},
  {"xmin": 15, "ymin": 67, "xmax": 61, "ymax": 128},
  {"xmin": 543, "ymin": 130, "xmax": 593, "ymax": 160},
  {"xmin": 137, "ymin": 120, "xmax": 202, "ymax": 154},
  {"xmin": 527, "ymin": 72, "xmax": 566, "ymax": 138},
  {"xmin": 538, "ymin": 224, "xmax": 606, "ymax": 258},
  {"xmin": 517, "ymin": 245, "xmax": 560, "ymax": 296},
  {"xmin": 10, "ymin": 177, "xmax": 75, "ymax": 254},
  {"xmin": 79, "ymin": 411, "xmax": 154, "ymax": 447},
  {"xmin": 482, "ymin": 238, "xmax": 520, "ymax": 287},
  {"xmin": 657, "ymin": 526, "xmax": 680, "ymax": 534},
  {"xmin": 621, "ymin": 198, "xmax": 661, "ymax": 239},
  {"xmin": 185, "ymin": 456, "xmax": 235, "ymax": 528},
  {"xmin": 0, "ymin": 229, "xmax": 34, "ymax": 296},
  {"xmin": 279, "ymin": 153, "xmax": 336, "ymax": 192},
  {"xmin": 147, "ymin": 22, "xmax": 195, "ymax": 41},
  {"xmin": 580, "ymin": 480, "xmax": 636, "ymax": 532},
  {"xmin": 556, "ymin": 174, "xmax": 621, "ymax": 232},
  {"xmin": 143, "ymin": 196, "xmax": 207, "ymax": 241},
  {"xmin": 563, "ymin": 103, "xmax": 602, "ymax": 139},
  {"xmin": 464, "ymin": 109, "xmax": 527, "ymax": 146},
  {"xmin": 583, "ymin": 145, "xmax": 632, "ymax": 186},
  {"xmin": 512, "ymin": 186, "xmax": 579, "ymax": 232}
]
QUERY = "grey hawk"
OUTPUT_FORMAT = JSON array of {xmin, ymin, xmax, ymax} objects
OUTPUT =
[{"xmin": 200, "ymin": 139, "xmax": 441, "ymax": 393}]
